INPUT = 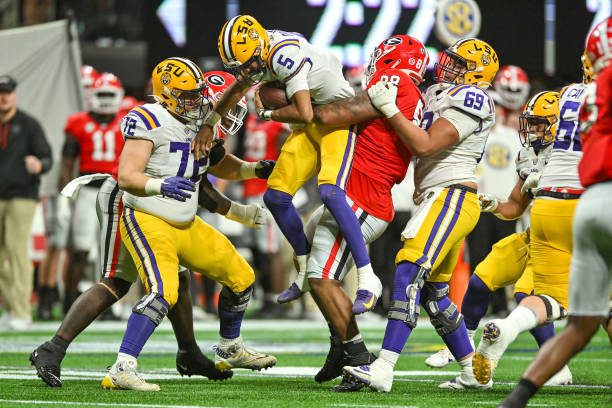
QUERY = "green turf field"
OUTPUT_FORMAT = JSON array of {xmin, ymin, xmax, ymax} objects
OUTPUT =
[{"xmin": 0, "ymin": 319, "xmax": 610, "ymax": 407}]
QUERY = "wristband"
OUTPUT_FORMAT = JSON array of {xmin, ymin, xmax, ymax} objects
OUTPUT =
[
  {"xmin": 225, "ymin": 201, "xmax": 247, "ymax": 223},
  {"xmin": 239, "ymin": 161, "xmax": 258, "ymax": 179},
  {"xmin": 144, "ymin": 178, "xmax": 162, "ymax": 195},
  {"xmin": 258, "ymin": 109, "xmax": 273, "ymax": 121},
  {"xmin": 203, "ymin": 111, "xmax": 222, "ymax": 128}
]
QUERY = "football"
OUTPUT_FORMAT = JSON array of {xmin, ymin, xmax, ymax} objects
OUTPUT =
[{"xmin": 258, "ymin": 82, "xmax": 289, "ymax": 109}]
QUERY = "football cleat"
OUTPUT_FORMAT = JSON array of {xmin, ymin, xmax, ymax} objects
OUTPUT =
[
  {"xmin": 214, "ymin": 338, "xmax": 277, "ymax": 371},
  {"xmin": 352, "ymin": 289, "xmax": 380, "ymax": 315},
  {"xmin": 30, "ymin": 342, "xmax": 66, "ymax": 387},
  {"xmin": 176, "ymin": 349, "xmax": 233, "ymax": 381},
  {"xmin": 332, "ymin": 375, "xmax": 366, "ymax": 392},
  {"xmin": 473, "ymin": 319, "xmax": 517, "ymax": 385},
  {"xmin": 342, "ymin": 358, "xmax": 394, "ymax": 393},
  {"xmin": 102, "ymin": 359, "xmax": 160, "ymax": 391},
  {"xmin": 425, "ymin": 347, "xmax": 455, "ymax": 368},
  {"xmin": 439, "ymin": 374, "xmax": 492, "ymax": 390},
  {"xmin": 544, "ymin": 365, "xmax": 573, "ymax": 386},
  {"xmin": 314, "ymin": 336, "xmax": 344, "ymax": 383}
]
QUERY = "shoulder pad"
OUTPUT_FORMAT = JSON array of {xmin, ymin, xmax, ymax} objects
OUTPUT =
[
  {"xmin": 122, "ymin": 105, "xmax": 161, "ymax": 140},
  {"xmin": 267, "ymin": 40, "xmax": 310, "ymax": 82},
  {"xmin": 443, "ymin": 85, "xmax": 494, "ymax": 119}
]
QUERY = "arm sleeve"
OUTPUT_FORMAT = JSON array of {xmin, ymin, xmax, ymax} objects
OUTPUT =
[
  {"xmin": 440, "ymin": 107, "xmax": 481, "ymax": 140},
  {"xmin": 30, "ymin": 117, "xmax": 53, "ymax": 173},
  {"xmin": 62, "ymin": 133, "xmax": 80, "ymax": 158}
]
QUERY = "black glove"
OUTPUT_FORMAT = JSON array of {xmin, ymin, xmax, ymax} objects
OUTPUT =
[
  {"xmin": 208, "ymin": 139, "xmax": 226, "ymax": 166},
  {"xmin": 255, "ymin": 160, "xmax": 276, "ymax": 179}
]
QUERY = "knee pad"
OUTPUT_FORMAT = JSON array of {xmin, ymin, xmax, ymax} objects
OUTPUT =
[
  {"xmin": 387, "ymin": 264, "xmax": 430, "ymax": 329},
  {"xmin": 421, "ymin": 282, "xmax": 463, "ymax": 336},
  {"xmin": 132, "ymin": 293, "xmax": 169, "ymax": 326},
  {"xmin": 263, "ymin": 189, "xmax": 292, "ymax": 209},
  {"xmin": 537, "ymin": 294, "xmax": 567, "ymax": 323},
  {"xmin": 219, "ymin": 285, "xmax": 253, "ymax": 313}
]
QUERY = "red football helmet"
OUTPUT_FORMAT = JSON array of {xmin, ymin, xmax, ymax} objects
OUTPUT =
[
  {"xmin": 585, "ymin": 17, "xmax": 612, "ymax": 75},
  {"xmin": 203, "ymin": 70, "xmax": 247, "ymax": 136},
  {"xmin": 365, "ymin": 35, "xmax": 429, "ymax": 86},
  {"xmin": 88, "ymin": 73, "xmax": 125, "ymax": 115},
  {"xmin": 493, "ymin": 65, "xmax": 530, "ymax": 111},
  {"xmin": 81, "ymin": 65, "xmax": 101, "ymax": 90}
]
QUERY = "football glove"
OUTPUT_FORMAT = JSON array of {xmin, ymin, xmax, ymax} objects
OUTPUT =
[
  {"xmin": 367, "ymin": 80, "xmax": 400, "ymax": 118},
  {"xmin": 255, "ymin": 160, "xmax": 276, "ymax": 179},
  {"xmin": 515, "ymin": 146, "xmax": 538, "ymax": 181},
  {"xmin": 521, "ymin": 172, "xmax": 542, "ymax": 195},
  {"xmin": 478, "ymin": 193, "xmax": 499, "ymax": 212},
  {"xmin": 161, "ymin": 176, "xmax": 196, "ymax": 202},
  {"xmin": 208, "ymin": 139, "xmax": 226, "ymax": 166},
  {"xmin": 225, "ymin": 202, "xmax": 270, "ymax": 229}
]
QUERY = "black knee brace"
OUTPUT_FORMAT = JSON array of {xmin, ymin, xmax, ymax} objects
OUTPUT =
[
  {"xmin": 132, "ymin": 293, "xmax": 169, "ymax": 326},
  {"xmin": 421, "ymin": 282, "xmax": 463, "ymax": 336},
  {"xmin": 537, "ymin": 294, "xmax": 567, "ymax": 323},
  {"xmin": 219, "ymin": 285, "xmax": 253, "ymax": 313}
]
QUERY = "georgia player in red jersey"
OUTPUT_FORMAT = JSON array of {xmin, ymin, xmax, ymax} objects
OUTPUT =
[
  {"xmin": 60, "ymin": 72, "xmax": 125, "ymax": 312},
  {"xmin": 500, "ymin": 17, "xmax": 612, "ymax": 408},
  {"xmin": 275, "ymin": 34, "xmax": 427, "ymax": 390}
]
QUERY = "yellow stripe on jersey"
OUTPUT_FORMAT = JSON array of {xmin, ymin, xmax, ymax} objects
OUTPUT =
[
  {"xmin": 132, "ymin": 107, "xmax": 160, "ymax": 130},
  {"xmin": 448, "ymin": 84, "xmax": 469, "ymax": 96}
]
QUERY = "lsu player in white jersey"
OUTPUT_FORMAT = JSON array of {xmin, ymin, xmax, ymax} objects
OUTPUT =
[
  {"xmin": 103, "ymin": 58, "xmax": 276, "ymax": 391},
  {"xmin": 193, "ymin": 15, "xmax": 383, "ymax": 314},
  {"xmin": 343, "ymin": 38, "xmax": 499, "ymax": 392},
  {"xmin": 474, "ymin": 83, "xmax": 587, "ymax": 385}
]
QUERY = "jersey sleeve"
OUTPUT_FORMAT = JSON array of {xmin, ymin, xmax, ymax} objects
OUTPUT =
[
  {"xmin": 268, "ymin": 43, "xmax": 312, "ymax": 99},
  {"xmin": 440, "ymin": 85, "xmax": 494, "ymax": 140},
  {"xmin": 121, "ymin": 108, "xmax": 159, "ymax": 147},
  {"xmin": 63, "ymin": 113, "xmax": 82, "ymax": 137}
]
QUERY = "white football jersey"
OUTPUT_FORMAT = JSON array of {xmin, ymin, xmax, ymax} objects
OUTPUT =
[
  {"xmin": 262, "ymin": 30, "xmax": 354, "ymax": 104},
  {"xmin": 413, "ymin": 83, "xmax": 496, "ymax": 195},
  {"xmin": 120, "ymin": 103, "xmax": 209, "ymax": 225},
  {"xmin": 477, "ymin": 122, "xmax": 522, "ymax": 198},
  {"xmin": 536, "ymin": 83, "xmax": 586, "ymax": 192}
]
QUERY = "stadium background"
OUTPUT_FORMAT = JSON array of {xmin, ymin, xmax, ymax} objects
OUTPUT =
[{"xmin": 0, "ymin": 1, "xmax": 610, "ymax": 407}]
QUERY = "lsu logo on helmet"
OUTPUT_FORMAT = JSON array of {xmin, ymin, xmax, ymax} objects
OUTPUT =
[
  {"xmin": 519, "ymin": 91, "xmax": 560, "ymax": 151},
  {"xmin": 435, "ymin": 38, "xmax": 499, "ymax": 88}
]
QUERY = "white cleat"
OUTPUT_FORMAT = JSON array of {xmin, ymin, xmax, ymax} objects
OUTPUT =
[
  {"xmin": 439, "ymin": 373, "xmax": 493, "ymax": 390},
  {"xmin": 214, "ymin": 338, "xmax": 277, "ymax": 371},
  {"xmin": 342, "ymin": 358, "xmax": 394, "ymax": 393},
  {"xmin": 102, "ymin": 359, "xmax": 160, "ymax": 391},
  {"xmin": 545, "ymin": 365, "xmax": 573, "ymax": 386},
  {"xmin": 425, "ymin": 347, "xmax": 455, "ymax": 368},
  {"xmin": 473, "ymin": 319, "xmax": 518, "ymax": 385}
]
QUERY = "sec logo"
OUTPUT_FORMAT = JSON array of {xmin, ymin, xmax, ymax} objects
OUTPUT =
[
  {"xmin": 435, "ymin": 0, "xmax": 482, "ymax": 47},
  {"xmin": 486, "ymin": 143, "xmax": 511, "ymax": 169}
]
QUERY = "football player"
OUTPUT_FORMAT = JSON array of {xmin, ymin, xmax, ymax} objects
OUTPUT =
[
  {"xmin": 36, "ymin": 65, "xmax": 102, "ymax": 320},
  {"xmin": 500, "ymin": 19, "xmax": 612, "ymax": 407},
  {"xmin": 302, "ymin": 35, "xmax": 428, "ymax": 390},
  {"xmin": 342, "ymin": 38, "xmax": 499, "ymax": 392},
  {"xmin": 193, "ymin": 15, "xmax": 383, "ymax": 314},
  {"xmin": 60, "ymin": 72, "xmax": 125, "ymax": 313},
  {"xmin": 473, "ymin": 86, "xmax": 586, "ymax": 385},
  {"xmin": 30, "ymin": 64, "xmax": 274, "ymax": 388},
  {"xmin": 101, "ymin": 58, "xmax": 277, "ymax": 391}
]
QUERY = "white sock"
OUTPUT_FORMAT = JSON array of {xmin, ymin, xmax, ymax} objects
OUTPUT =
[
  {"xmin": 458, "ymin": 355, "xmax": 473, "ymax": 377},
  {"xmin": 116, "ymin": 352, "xmax": 136, "ymax": 365},
  {"xmin": 357, "ymin": 264, "xmax": 380, "ymax": 291},
  {"xmin": 467, "ymin": 329, "xmax": 475, "ymax": 342},
  {"xmin": 219, "ymin": 336, "xmax": 242, "ymax": 348},
  {"xmin": 378, "ymin": 349, "xmax": 400, "ymax": 368},
  {"xmin": 295, "ymin": 255, "xmax": 309, "ymax": 290},
  {"xmin": 506, "ymin": 305, "xmax": 538, "ymax": 333}
]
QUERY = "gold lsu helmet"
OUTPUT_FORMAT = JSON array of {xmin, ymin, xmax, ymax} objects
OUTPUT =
[
  {"xmin": 151, "ymin": 57, "xmax": 210, "ymax": 123},
  {"xmin": 435, "ymin": 38, "xmax": 499, "ymax": 88},
  {"xmin": 519, "ymin": 91, "xmax": 560, "ymax": 151},
  {"xmin": 218, "ymin": 15, "xmax": 269, "ymax": 83},
  {"xmin": 581, "ymin": 53, "xmax": 594, "ymax": 84}
]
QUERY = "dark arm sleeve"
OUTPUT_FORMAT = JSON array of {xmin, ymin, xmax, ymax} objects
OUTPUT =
[
  {"xmin": 198, "ymin": 174, "xmax": 231, "ymax": 215},
  {"xmin": 62, "ymin": 133, "xmax": 80, "ymax": 158},
  {"xmin": 30, "ymin": 117, "xmax": 53, "ymax": 174}
]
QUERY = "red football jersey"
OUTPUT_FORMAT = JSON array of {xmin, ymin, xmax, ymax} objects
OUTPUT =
[
  {"xmin": 346, "ymin": 68, "xmax": 422, "ymax": 221},
  {"xmin": 64, "ymin": 112, "xmax": 125, "ymax": 174},
  {"xmin": 243, "ymin": 114, "xmax": 285, "ymax": 197},
  {"xmin": 579, "ymin": 65, "xmax": 612, "ymax": 187}
]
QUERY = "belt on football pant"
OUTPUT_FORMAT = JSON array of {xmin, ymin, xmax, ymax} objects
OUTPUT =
[
  {"xmin": 447, "ymin": 184, "xmax": 478, "ymax": 194},
  {"xmin": 535, "ymin": 187, "xmax": 584, "ymax": 200}
]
